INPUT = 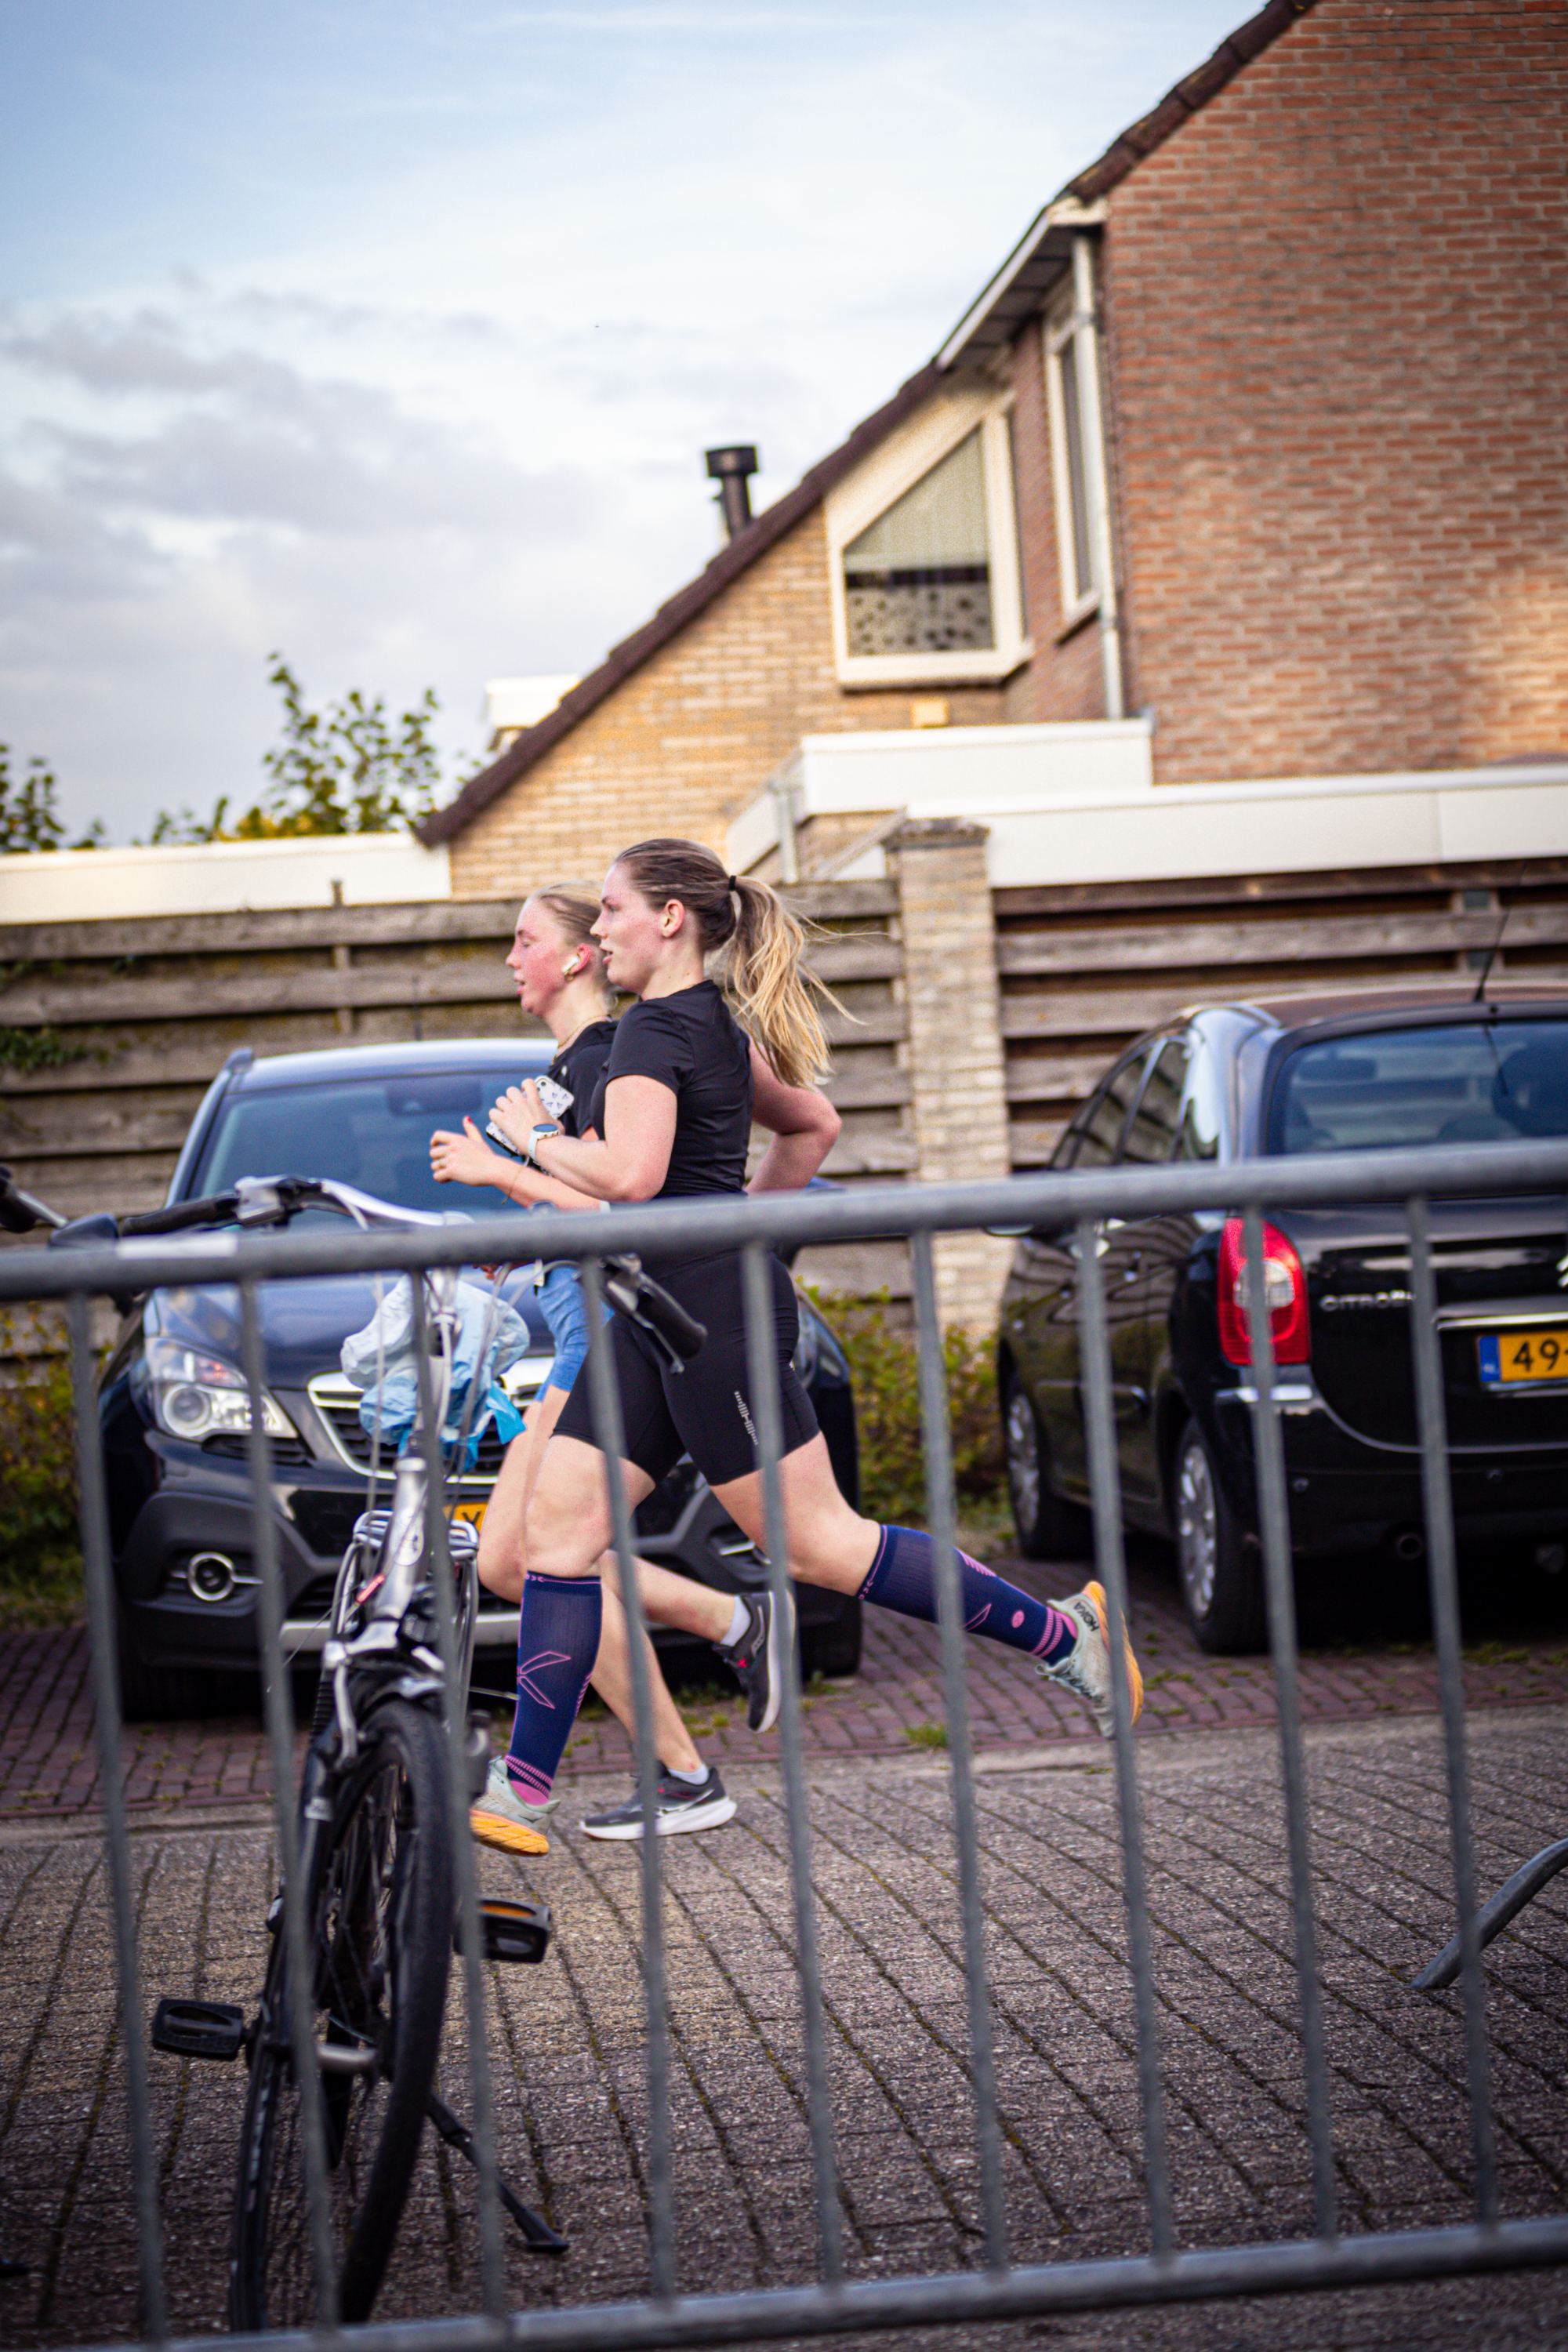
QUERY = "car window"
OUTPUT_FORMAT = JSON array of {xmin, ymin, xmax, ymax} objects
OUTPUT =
[
  {"xmin": 1268, "ymin": 1018, "xmax": 1568, "ymax": 1152},
  {"xmin": 193, "ymin": 1073, "xmax": 545, "ymax": 1217},
  {"xmin": 1120, "ymin": 1037, "xmax": 1189, "ymax": 1165},
  {"xmin": 1071, "ymin": 1048, "xmax": 1153, "ymax": 1170},
  {"xmin": 1174, "ymin": 1033, "xmax": 1225, "ymax": 1163}
]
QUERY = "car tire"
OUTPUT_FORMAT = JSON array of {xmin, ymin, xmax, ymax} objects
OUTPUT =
[
  {"xmin": 1173, "ymin": 1421, "xmax": 1265, "ymax": 1654},
  {"xmin": 801, "ymin": 1599, "xmax": 862, "ymax": 1680},
  {"xmin": 1003, "ymin": 1370, "xmax": 1092, "ymax": 1563},
  {"xmin": 114, "ymin": 1606, "xmax": 223, "ymax": 1722}
]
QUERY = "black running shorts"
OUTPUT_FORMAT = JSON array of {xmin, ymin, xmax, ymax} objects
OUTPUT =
[{"xmin": 554, "ymin": 1249, "xmax": 819, "ymax": 1490}]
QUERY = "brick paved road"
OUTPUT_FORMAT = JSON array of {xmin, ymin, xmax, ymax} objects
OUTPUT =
[
  {"xmin": 1, "ymin": 1710, "xmax": 1565, "ymax": 2351},
  {"xmin": 4, "ymin": 1543, "xmax": 1566, "ymax": 1824}
]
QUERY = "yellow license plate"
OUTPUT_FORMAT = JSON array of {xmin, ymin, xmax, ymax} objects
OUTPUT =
[
  {"xmin": 452, "ymin": 1501, "xmax": 487, "ymax": 1530},
  {"xmin": 1478, "ymin": 1329, "xmax": 1568, "ymax": 1385}
]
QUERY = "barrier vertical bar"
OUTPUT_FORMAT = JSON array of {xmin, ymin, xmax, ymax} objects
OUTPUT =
[
  {"xmin": 580, "ymin": 1258, "xmax": 677, "ymax": 2301},
  {"xmin": 408, "ymin": 1275, "xmax": 507, "ymax": 2318},
  {"xmin": 739, "ymin": 1242, "xmax": 844, "ymax": 2286},
  {"xmin": 906, "ymin": 1232, "xmax": 1007, "ymax": 2273},
  {"xmin": 1240, "ymin": 1208, "xmax": 1337, "ymax": 2241},
  {"xmin": 1075, "ymin": 1218, "xmax": 1172, "ymax": 2257},
  {"xmin": 1406, "ymin": 1195, "xmax": 1497, "ymax": 2220},
  {"xmin": 67, "ymin": 1293, "xmax": 169, "ymax": 2345},
  {"xmin": 238, "ymin": 1276, "xmax": 339, "ymax": 2325}
]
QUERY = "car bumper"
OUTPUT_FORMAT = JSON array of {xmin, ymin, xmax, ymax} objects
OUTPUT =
[{"xmin": 1204, "ymin": 1379, "xmax": 1568, "ymax": 1557}]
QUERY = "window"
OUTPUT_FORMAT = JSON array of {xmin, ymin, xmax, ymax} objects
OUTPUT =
[
  {"xmin": 1268, "ymin": 1020, "xmax": 1568, "ymax": 1155},
  {"xmin": 1175, "ymin": 1033, "xmax": 1225, "ymax": 1163},
  {"xmin": 824, "ymin": 390, "xmax": 1029, "ymax": 687},
  {"xmin": 1070, "ymin": 1048, "xmax": 1152, "ymax": 1171},
  {"xmin": 1121, "ymin": 1037, "xmax": 1189, "ymax": 1165},
  {"xmin": 1044, "ymin": 290, "xmax": 1104, "ymax": 627},
  {"xmin": 842, "ymin": 430, "xmax": 993, "ymax": 657}
]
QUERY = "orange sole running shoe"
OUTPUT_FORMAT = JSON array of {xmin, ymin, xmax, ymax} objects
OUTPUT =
[
  {"xmin": 1038, "ymin": 1579, "xmax": 1144, "ymax": 1738},
  {"xmin": 470, "ymin": 1757, "xmax": 554, "ymax": 1854}
]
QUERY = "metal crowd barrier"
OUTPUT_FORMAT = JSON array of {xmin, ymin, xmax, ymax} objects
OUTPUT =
[{"xmin": 4, "ymin": 1134, "xmax": 1568, "ymax": 2352}]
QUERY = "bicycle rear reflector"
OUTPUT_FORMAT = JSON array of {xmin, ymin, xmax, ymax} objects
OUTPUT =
[
  {"xmin": 150, "ymin": 1998, "xmax": 246, "ymax": 2061},
  {"xmin": 470, "ymin": 1897, "xmax": 552, "ymax": 1965}
]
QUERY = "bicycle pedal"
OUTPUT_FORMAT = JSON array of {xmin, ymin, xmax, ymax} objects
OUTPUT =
[
  {"xmin": 150, "ymin": 1998, "xmax": 246, "ymax": 2061},
  {"xmin": 465, "ymin": 1897, "xmax": 552, "ymax": 1965}
]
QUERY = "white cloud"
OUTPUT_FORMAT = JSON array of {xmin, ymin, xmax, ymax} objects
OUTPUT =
[{"xmin": 0, "ymin": 0, "xmax": 1252, "ymax": 840}]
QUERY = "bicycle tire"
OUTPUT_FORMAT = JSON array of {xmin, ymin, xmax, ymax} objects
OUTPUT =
[{"xmin": 230, "ymin": 1699, "xmax": 454, "ymax": 2330}]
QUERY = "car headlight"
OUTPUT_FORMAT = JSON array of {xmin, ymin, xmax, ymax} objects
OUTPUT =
[{"xmin": 146, "ymin": 1336, "xmax": 296, "ymax": 1443}]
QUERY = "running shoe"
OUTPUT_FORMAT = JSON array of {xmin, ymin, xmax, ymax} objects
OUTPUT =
[
  {"xmin": 1037, "ymin": 1581, "xmax": 1144, "ymax": 1739},
  {"xmin": 713, "ymin": 1587, "xmax": 793, "ymax": 1733},
  {"xmin": 470, "ymin": 1755, "xmax": 558, "ymax": 1856},
  {"xmin": 581, "ymin": 1766, "xmax": 737, "ymax": 1841}
]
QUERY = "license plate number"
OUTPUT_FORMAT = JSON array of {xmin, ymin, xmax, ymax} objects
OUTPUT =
[
  {"xmin": 452, "ymin": 1501, "xmax": 487, "ymax": 1530},
  {"xmin": 1478, "ymin": 1329, "xmax": 1568, "ymax": 1386}
]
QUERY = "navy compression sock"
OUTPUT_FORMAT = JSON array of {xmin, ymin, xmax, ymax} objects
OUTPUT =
[
  {"xmin": 503, "ymin": 1573, "xmax": 603, "ymax": 1806},
  {"xmin": 858, "ymin": 1525, "xmax": 1076, "ymax": 1664}
]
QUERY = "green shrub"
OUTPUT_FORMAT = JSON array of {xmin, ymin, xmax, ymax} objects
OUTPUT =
[
  {"xmin": 807, "ymin": 1289, "xmax": 1005, "ymax": 1528},
  {"xmin": 0, "ymin": 1313, "xmax": 85, "ymax": 1628}
]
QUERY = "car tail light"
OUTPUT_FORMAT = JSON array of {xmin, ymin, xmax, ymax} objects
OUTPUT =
[{"xmin": 1217, "ymin": 1217, "xmax": 1310, "ymax": 1365}]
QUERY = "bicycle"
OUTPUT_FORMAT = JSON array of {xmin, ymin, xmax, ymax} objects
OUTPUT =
[{"xmin": 5, "ymin": 1159, "xmax": 706, "ymax": 2328}]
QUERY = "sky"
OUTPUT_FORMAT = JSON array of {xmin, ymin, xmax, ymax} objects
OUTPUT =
[{"xmin": 0, "ymin": 0, "xmax": 1250, "ymax": 844}]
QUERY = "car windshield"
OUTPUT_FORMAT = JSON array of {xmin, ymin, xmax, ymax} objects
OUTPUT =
[
  {"xmin": 1269, "ymin": 1019, "xmax": 1568, "ymax": 1152},
  {"xmin": 191, "ymin": 1071, "xmax": 543, "ymax": 1218}
]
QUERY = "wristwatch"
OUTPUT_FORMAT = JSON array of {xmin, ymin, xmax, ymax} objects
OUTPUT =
[{"xmin": 528, "ymin": 1121, "xmax": 564, "ymax": 1167}]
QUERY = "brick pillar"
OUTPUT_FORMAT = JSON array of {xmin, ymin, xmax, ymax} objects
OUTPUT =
[{"xmin": 886, "ymin": 817, "xmax": 1016, "ymax": 1334}]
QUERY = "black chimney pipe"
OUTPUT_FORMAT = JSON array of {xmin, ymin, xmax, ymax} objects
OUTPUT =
[{"xmin": 705, "ymin": 445, "xmax": 758, "ymax": 541}]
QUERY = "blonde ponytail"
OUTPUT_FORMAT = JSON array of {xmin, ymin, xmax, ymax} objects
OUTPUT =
[{"xmin": 612, "ymin": 837, "xmax": 843, "ymax": 1089}]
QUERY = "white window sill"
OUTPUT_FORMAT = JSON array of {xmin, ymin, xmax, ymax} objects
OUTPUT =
[
  {"xmin": 1054, "ymin": 595, "xmax": 1100, "ymax": 644},
  {"xmin": 835, "ymin": 642, "xmax": 1033, "ymax": 691}
]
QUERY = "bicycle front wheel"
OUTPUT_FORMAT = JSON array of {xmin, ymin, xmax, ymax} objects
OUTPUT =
[{"xmin": 230, "ymin": 1700, "xmax": 455, "ymax": 2330}]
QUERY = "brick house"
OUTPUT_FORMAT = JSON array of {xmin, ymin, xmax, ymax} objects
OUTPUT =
[{"xmin": 421, "ymin": 0, "xmax": 1567, "ymax": 898}]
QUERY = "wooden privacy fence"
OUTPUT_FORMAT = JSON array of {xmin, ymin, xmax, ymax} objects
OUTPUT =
[
  {"xmin": 996, "ymin": 855, "xmax": 1568, "ymax": 1169},
  {"xmin": 5, "ymin": 847, "xmax": 1568, "ymax": 1318},
  {"xmin": 0, "ymin": 885, "xmax": 910, "ymax": 1245}
]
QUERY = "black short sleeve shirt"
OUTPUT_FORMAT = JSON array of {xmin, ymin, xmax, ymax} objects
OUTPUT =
[
  {"xmin": 587, "ymin": 980, "xmax": 753, "ymax": 1199},
  {"xmin": 546, "ymin": 1018, "xmax": 617, "ymax": 1139}
]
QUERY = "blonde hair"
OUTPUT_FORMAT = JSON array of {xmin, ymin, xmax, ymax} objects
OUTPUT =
[
  {"xmin": 612, "ymin": 837, "xmax": 840, "ymax": 1089},
  {"xmin": 525, "ymin": 882, "xmax": 614, "ymax": 1011}
]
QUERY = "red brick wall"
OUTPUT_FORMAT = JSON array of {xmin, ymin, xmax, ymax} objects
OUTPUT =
[
  {"xmin": 1003, "ymin": 327, "xmax": 1105, "ymax": 725},
  {"xmin": 1097, "ymin": 0, "xmax": 1568, "ymax": 782}
]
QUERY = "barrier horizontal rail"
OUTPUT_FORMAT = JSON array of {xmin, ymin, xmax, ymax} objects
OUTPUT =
[
  {"xmin": 8, "ymin": 1130, "xmax": 1566, "ymax": 2352},
  {"xmin": 5, "ymin": 1132, "xmax": 1568, "ymax": 1300}
]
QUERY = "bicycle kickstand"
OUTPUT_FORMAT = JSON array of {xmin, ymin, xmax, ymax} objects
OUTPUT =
[{"xmin": 425, "ymin": 2092, "xmax": 568, "ymax": 2253}]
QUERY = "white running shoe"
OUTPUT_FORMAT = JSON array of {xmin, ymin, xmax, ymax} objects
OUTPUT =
[
  {"xmin": 1037, "ymin": 1581, "xmax": 1144, "ymax": 1739},
  {"xmin": 470, "ymin": 1755, "xmax": 559, "ymax": 1856}
]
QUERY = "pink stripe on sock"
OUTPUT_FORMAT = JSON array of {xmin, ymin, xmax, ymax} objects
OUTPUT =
[
  {"xmin": 1031, "ymin": 1605, "xmax": 1074, "ymax": 1659},
  {"xmin": 504, "ymin": 1757, "xmax": 554, "ymax": 1805}
]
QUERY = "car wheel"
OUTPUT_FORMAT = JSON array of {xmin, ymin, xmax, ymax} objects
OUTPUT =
[
  {"xmin": 1174, "ymin": 1421, "xmax": 1265, "ymax": 1654},
  {"xmin": 801, "ymin": 1599, "xmax": 862, "ymax": 1680},
  {"xmin": 1004, "ymin": 1372, "xmax": 1092, "ymax": 1562}
]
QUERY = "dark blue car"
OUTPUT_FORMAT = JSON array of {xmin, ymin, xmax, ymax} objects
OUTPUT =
[{"xmin": 96, "ymin": 1037, "xmax": 862, "ymax": 1715}]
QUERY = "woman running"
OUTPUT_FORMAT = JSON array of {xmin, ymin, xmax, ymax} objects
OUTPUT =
[
  {"xmin": 485, "ymin": 838, "xmax": 1142, "ymax": 1842},
  {"xmin": 430, "ymin": 884, "xmax": 757, "ymax": 1846}
]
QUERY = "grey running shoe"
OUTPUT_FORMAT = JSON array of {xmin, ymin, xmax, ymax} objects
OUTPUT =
[
  {"xmin": 470, "ymin": 1755, "xmax": 559, "ymax": 1855},
  {"xmin": 1037, "ymin": 1581, "xmax": 1144, "ymax": 1740},
  {"xmin": 714, "ymin": 1587, "xmax": 794, "ymax": 1733},
  {"xmin": 581, "ymin": 1767, "xmax": 737, "ymax": 1841}
]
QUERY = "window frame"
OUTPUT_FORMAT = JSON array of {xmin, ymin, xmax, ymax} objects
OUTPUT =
[
  {"xmin": 823, "ymin": 385, "xmax": 1031, "ymax": 688},
  {"xmin": 1043, "ymin": 289, "xmax": 1102, "ymax": 633}
]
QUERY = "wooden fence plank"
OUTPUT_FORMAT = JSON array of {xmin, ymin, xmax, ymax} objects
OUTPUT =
[
  {"xmin": 996, "ymin": 906, "xmax": 1568, "ymax": 978},
  {"xmin": 993, "ymin": 855, "xmax": 1568, "ymax": 920}
]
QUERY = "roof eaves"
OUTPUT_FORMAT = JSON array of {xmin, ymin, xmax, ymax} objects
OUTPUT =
[{"xmin": 419, "ymin": 360, "xmax": 943, "ymax": 846}]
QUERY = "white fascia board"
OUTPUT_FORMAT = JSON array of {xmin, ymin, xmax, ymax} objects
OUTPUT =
[
  {"xmin": 978, "ymin": 767, "xmax": 1568, "ymax": 887},
  {"xmin": 0, "ymin": 832, "xmax": 452, "ymax": 923},
  {"xmin": 793, "ymin": 719, "xmax": 1155, "ymax": 815}
]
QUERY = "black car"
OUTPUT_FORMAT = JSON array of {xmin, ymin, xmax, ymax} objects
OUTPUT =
[
  {"xmin": 998, "ymin": 984, "xmax": 1568, "ymax": 1653},
  {"xmin": 95, "ymin": 1038, "xmax": 862, "ymax": 1715}
]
